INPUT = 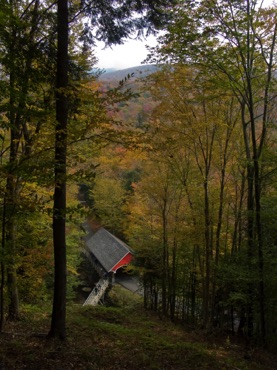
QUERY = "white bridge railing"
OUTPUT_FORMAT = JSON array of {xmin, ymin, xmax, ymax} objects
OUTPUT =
[{"xmin": 83, "ymin": 278, "xmax": 109, "ymax": 306}]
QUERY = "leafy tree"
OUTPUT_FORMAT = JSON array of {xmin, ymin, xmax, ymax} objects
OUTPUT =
[
  {"xmin": 147, "ymin": 0, "xmax": 277, "ymax": 344},
  {"xmin": 134, "ymin": 65, "xmax": 243, "ymax": 326},
  {"xmin": 91, "ymin": 176, "xmax": 127, "ymax": 234},
  {"xmin": 0, "ymin": 0, "xmax": 57, "ymax": 326}
]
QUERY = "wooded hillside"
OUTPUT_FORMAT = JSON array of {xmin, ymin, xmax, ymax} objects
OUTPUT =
[{"xmin": 0, "ymin": 0, "xmax": 276, "ymax": 358}]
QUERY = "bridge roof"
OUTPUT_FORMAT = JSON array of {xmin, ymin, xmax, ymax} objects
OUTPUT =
[{"xmin": 85, "ymin": 227, "xmax": 133, "ymax": 273}]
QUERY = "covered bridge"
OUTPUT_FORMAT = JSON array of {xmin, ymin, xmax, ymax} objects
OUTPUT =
[{"xmin": 82, "ymin": 222, "xmax": 134, "ymax": 305}]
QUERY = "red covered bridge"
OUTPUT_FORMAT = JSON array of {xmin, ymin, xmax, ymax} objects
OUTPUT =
[
  {"xmin": 84, "ymin": 226, "xmax": 133, "ymax": 275},
  {"xmin": 82, "ymin": 222, "xmax": 134, "ymax": 305}
]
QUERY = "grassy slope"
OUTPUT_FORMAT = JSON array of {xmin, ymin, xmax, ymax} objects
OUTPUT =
[{"xmin": 0, "ymin": 286, "xmax": 276, "ymax": 370}]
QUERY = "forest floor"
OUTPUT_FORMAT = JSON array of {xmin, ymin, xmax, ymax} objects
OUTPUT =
[{"xmin": 0, "ymin": 286, "xmax": 276, "ymax": 370}]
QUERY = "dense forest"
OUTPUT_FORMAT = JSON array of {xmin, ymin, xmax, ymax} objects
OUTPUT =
[{"xmin": 0, "ymin": 0, "xmax": 276, "ymax": 356}]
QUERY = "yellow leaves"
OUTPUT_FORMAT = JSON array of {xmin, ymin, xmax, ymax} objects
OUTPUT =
[{"xmin": 67, "ymin": 265, "xmax": 79, "ymax": 276}]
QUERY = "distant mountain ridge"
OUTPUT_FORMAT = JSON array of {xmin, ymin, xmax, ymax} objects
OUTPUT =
[
  {"xmin": 99, "ymin": 64, "xmax": 158, "ymax": 81},
  {"xmin": 102, "ymin": 68, "xmax": 117, "ymax": 73},
  {"xmin": 98, "ymin": 64, "xmax": 158, "ymax": 128}
]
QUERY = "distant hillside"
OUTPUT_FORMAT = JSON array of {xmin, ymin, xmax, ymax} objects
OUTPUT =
[
  {"xmin": 102, "ymin": 68, "xmax": 117, "ymax": 73},
  {"xmin": 98, "ymin": 65, "xmax": 159, "ymax": 128},
  {"xmin": 99, "ymin": 64, "xmax": 158, "ymax": 81}
]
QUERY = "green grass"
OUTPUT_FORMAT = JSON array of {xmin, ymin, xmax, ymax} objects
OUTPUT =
[{"xmin": 0, "ymin": 286, "xmax": 276, "ymax": 369}]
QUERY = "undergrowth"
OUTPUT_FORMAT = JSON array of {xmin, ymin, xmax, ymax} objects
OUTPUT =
[{"xmin": 0, "ymin": 285, "xmax": 276, "ymax": 369}]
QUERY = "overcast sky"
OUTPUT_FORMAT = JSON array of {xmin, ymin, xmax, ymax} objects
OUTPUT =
[
  {"xmin": 95, "ymin": 0, "xmax": 275, "ymax": 71},
  {"xmin": 95, "ymin": 34, "xmax": 158, "ymax": 70}
]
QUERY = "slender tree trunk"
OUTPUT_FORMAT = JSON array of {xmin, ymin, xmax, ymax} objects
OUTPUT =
[
  {"xmin": 246, "ymin": 165, "xmax": 255, "ymax": 338},
  {"xmin": 170, "ymin": 238, "xmax": 177, "ymax": 321},
  {"xmin": 0, "ymin": 198, "xmax": 6, "ymax": 332},
  {"xmin": 232, "ymin": 173, "xmax": 245, "ymax": 255},
  {"xmin": 48, "ymin": 0, "xmax": 68, "ymax": 340},
  {"xmin": 253, "ymin": 148, "xmax": 266, "ymax": 343},
  {"xmin": 162, "ymin": 202, "xmax": 168, "ymax": 316},
  {"xmin": 6, "ymin": 33, "xmax": 20, "ymax": 320},
  {"xmin": 5, "ymin": 184, "xmax": 20, "ymax": 322},
  {"xmin": 203, "ymin": 179, "xmax": 211, "ymax": 326},
  {"xmin": 6, "ymin": 197, "xmax": 19, "ymax": 321}
]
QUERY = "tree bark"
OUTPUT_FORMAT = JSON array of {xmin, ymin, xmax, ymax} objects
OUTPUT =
[
  {"xmin": 6, "ymin": 29, "xmax": 20, "ymax": 320},
  {"xmin": 0, "ymin": 198, "xmax": 6, "ymax": 331},
  {"xmin": 48, "ymin": 0, "xmax": 68, "ymax": 340}
]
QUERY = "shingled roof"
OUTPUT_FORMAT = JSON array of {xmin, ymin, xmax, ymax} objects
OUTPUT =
[{"xmin": 85, "ymin": 227, "xmax": 133, "ymax": 273}]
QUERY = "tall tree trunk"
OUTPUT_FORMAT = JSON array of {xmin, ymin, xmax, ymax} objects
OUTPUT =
[
  {"xmin": 0, "ymin": 198, "xmax": 6, "ymax": 331},
  {"xmin": 161, "ymin": 200, "xmax": 168, "ymax": 316},
  {"xmin": 6, "ymin": 212, "xmax": 19, "ymax": 320},
  {"xmin": 246, "ymin": 164, "xmax": 255, "ymax": 338},
  {"xmin": 170, "ymin": 237, "xmax": 177, "ymax": 321},
  {"xmin": 254, "ymin": 159, "xmax": 265, "ymax": 343},
  {"xmin": 232, "ymin": 173, "xmax": 246, "ymax": 255},
  {"xmin": 6, "ymin": 32, "xmax": 20, "ymax": 320},
  {"xmin": 48, "ymin": 0, "xmax": 68, "ymax": 340},
  {"xmin": 203, "ymin": 179, "xmax": 211, "ymax": 326}
]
